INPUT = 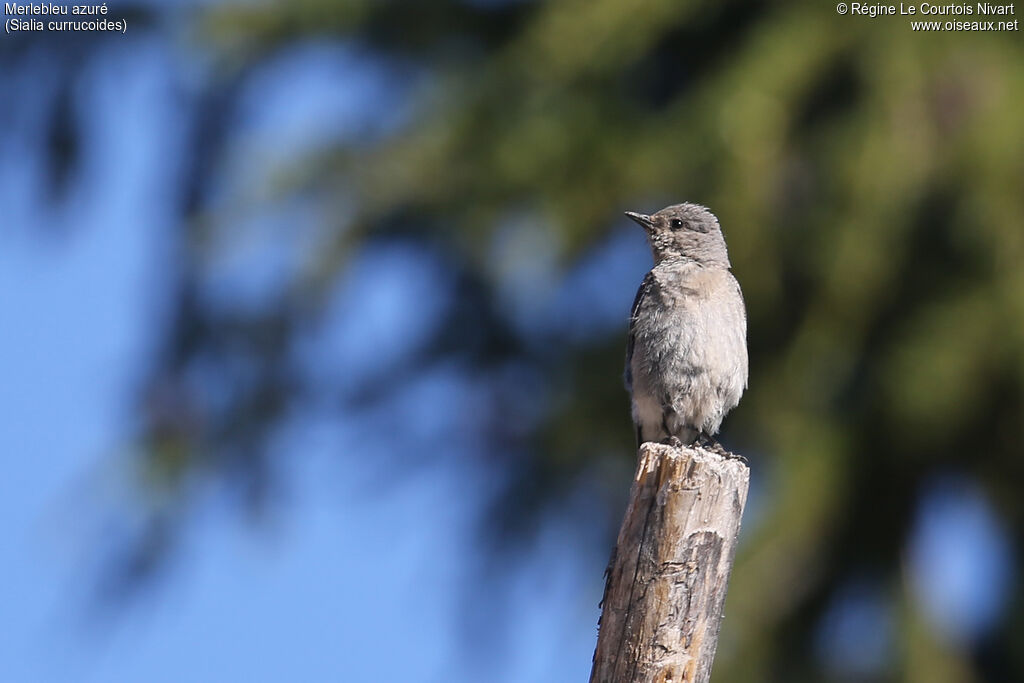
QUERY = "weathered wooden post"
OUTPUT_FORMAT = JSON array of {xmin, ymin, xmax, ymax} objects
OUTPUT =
[{"xmin": 590, "ymin": 443, "xmax": 750, "ymax": 683}]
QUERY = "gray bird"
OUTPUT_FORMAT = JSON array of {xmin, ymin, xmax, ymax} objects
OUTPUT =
[{"xmin": 624, "ymin": 203, "xmax": 748, "ymax": 451}]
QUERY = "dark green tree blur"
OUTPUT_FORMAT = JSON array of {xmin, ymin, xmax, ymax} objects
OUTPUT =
[{"xmin": 122, "ymin": 1, "xmax": 1024, "ymax": 681}]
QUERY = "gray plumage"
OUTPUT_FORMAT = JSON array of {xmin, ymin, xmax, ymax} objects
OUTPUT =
[{"xmin": 624, "ymin": 203, "xmax": 748, "ymax": 447}]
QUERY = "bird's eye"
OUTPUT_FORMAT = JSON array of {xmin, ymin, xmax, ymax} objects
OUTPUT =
[{"xmin": 669, "ymin": 218, "xmax": 684, "ymax": 230}]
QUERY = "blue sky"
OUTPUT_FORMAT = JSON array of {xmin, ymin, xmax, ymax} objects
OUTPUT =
[{"xmin": 0, "ymin": 24, "xmax": 602, "ymax": 683}]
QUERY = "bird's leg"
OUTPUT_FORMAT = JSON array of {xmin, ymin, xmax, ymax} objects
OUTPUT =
[
  {"xmin": 706, "ymin": 433, "xmax": 726, "ymax": 454},
  {"xmin": 659, "ymin": 410, "xmax": 684, "ymax": 449}
]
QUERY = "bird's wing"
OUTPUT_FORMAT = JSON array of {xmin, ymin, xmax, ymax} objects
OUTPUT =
[
  {"xmin": 727, "ymin": 271, "xmax": 749, "ymax": 390},
  {"xmin": 624, "ymin": 271, "xmax": 656, "ymax": 392}
]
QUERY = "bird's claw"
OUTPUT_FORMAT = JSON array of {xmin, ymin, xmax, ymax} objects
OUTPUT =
[{"xmin": 697, "ymin": 433, "xmax": 747, "ymax": 463}]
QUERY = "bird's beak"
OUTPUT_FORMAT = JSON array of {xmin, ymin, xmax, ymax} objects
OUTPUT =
[{"xmin": 624, "ymin": 211, "xmax": 653, "ymax": 230}]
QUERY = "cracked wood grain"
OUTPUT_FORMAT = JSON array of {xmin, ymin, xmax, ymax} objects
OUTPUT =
[{"xmin": 590, "ymin": 443, "xmax": 750, "ymax": 683}]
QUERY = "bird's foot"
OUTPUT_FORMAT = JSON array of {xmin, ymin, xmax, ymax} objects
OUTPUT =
[{"xmin": 698, "ymin": 433, "xmax": 748, "ymax": 463}]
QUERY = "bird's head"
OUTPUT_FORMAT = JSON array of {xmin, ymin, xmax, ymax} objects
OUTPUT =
[{"xmin": 625, "ymin": 203, "xmax": 731, "ymax": 267}]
